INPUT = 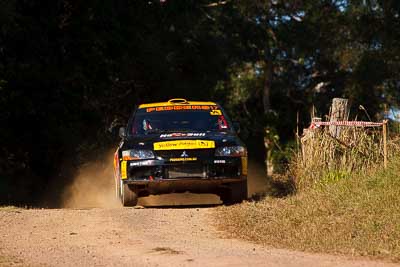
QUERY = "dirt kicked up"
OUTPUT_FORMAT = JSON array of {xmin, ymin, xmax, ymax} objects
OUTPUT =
[{"xmin": 60, "ymin": 150, "xmax": 269, "ymax": 208}]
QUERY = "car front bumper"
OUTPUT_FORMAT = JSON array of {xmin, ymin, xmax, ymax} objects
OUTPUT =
[
  {"xmin": 123, "ymin": 157, "xmax": 246, "ymax": 180},
  {"xmin": 123, "ymin": 177, "xmax": 247, "ymax": 195}
]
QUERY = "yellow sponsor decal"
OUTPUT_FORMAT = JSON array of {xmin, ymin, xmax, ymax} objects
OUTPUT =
[
  {"xmin": 169, "ymin": 157, "xmax": 197, "ymax": 162},
  {"xmin": 241, "ymin": 157, "xmax": 248, "ymax": 175},
  {"xmin": 121, "ymin": 161, "xmax": 128, "ymax": 179},
  {"xmin": 210, "ymin": 110, "xmax": 222, "ymax": 116},
  {"xmin": 153, "ymin": 140, "xmax": 215, "ymax": 150}
]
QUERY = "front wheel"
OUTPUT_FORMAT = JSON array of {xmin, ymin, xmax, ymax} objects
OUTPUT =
[{"xmin": 119, "ymin": 180, "xmax": 138, "ymax": 207}]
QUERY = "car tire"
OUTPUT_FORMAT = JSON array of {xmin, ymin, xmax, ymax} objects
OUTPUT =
[
  {"xmin": 121, "ymin": 183, "xmax": 138, "ymax": 207},
  {"xmin": 220, "ymin": 180, "xmax": 248, "ymax": 205}
]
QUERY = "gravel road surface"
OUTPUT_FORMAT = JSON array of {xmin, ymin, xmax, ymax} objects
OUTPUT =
[{"xmin": 0, "ymin": 203, "xmax": 397, "ymax": 267}]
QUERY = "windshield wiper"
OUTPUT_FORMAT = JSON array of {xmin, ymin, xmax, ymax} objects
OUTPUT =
[
  {"xmin": 144, "ymin": 129, "xmax": 168, "ymax": 134},
  {"xmin": 166, "ymin": 129, "xmax": 199, "ymax": 132},
  {"xmin": 145, "ymin": 129, "xmax": 207, "ymax": 134}
]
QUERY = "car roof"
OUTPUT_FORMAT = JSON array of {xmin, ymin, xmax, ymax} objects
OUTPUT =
[{"xmin": 138, "ymin": 98, "xmax": 217, "ymax": 109}]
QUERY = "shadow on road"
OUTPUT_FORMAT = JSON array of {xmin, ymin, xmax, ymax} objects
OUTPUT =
[{"xmin": 137, "ymin": 193, "xmax": 221, "ymax": 208}]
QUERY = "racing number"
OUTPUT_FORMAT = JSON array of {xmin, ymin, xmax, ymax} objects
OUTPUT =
[{"xmin": 210, "ymin": 110, "xmax": 222, "ymax": 116}]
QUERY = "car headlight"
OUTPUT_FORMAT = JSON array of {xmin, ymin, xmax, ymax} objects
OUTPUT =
[
  {"xmin": 215, "ymin": 146, "xmax": 246, "ymax": 157},
  {"xmin": 122, "ymin": 149, "xmax": 155, "ymax": 160}
]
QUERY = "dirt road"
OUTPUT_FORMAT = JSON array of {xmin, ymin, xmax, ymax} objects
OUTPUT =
[
  {"xmin": 0, "ymin": 160, "xmax": 396, "ymax": 266},
  {"xmin": 0, "ymin": 203, "xmax": 397, "ymax": 267}
]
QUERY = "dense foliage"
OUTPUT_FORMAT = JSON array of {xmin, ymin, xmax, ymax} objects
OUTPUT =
[{"xmin": 0, "ymin": 0, "xmax": 399, "ymax": 204}]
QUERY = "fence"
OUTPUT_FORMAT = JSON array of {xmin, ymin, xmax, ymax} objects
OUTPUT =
[
  {"xmin": 306, "ymin": 120, "xmax": 389, "ymax": 168},
  {"xmin": 297, "ymin": 118, "xmax": 391, "ymax": 188}
]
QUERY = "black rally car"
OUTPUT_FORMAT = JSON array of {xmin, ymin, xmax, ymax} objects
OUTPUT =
[{"xmin": 113, "ymin": 99, "xmax": 248, "ymax": 206}]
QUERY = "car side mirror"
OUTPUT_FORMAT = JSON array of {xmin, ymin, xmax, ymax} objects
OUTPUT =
[
  {"xmin": 119, "ymin": 127, "xmax": 126, "ymax": 138},
  {"xmin": 233, "ymin": 122, "xmax": 241, "ymax": 134}
]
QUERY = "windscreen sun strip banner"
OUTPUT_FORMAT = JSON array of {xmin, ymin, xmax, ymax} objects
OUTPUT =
[{"xmin": 145, "ymin": 105, "xmax": 219, "ymax": 113}]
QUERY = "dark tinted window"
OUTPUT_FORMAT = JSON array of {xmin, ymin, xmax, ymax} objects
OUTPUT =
[{"xmin": 130, "ymin": 106, "xmax": 231, "ymax": 135}]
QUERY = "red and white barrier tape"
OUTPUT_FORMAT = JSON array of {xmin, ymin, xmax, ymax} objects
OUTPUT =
[{"xmin": 310, "ymin": 121, "xmax": 384, "ymax": 129}]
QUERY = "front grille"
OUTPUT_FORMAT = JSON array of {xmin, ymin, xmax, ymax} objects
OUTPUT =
[
  {"xmin": 129, "ymin": 166, "xmax": 163, "ymax": 180},
  {"xmin": 167, "ymin": 164, "xmax": 206, "ymax": 179}
]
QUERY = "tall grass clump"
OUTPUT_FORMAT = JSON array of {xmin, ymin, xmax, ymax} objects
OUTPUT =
[
  {"xmin": 216, "ymin": 155, "xmax": 400, "ymax": 261},
  {"xmin": 293, "ymin": 125, "xmax": 400, "ymax": 189}
]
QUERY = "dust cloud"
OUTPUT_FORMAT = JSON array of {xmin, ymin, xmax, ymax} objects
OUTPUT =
[
  {"xmin": 247, "ymin": 160, "xmax": 270, "ymax": 197},
  {"xmin": 61, "ymin": 152, "xmax": 269, "ymax": 208},
  {"xmin": 137, "ymin": 159, "xmax": 269, "ymax": 206},
  {"xmin": 61, "ymin": 150, "xmax": 120, "ymax": 208}
]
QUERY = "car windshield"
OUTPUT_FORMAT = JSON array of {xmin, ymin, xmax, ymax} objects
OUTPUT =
[{"xmin": 129, "ymin": 106, "xmax": 231, "ymax": 135}]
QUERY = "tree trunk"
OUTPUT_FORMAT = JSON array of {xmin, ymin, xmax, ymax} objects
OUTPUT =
[{"xmin": 263, "ymin": 47, "xmax": 272, "ymax": 114}]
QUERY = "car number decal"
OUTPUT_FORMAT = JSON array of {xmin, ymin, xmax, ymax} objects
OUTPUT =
[
  {"xmin": 210, "ymin": 110, "xmax": 222, "ymax": 116},
  {"xmin": 153, "ymin": 140, "xmax": 215, "ymax": 150}
]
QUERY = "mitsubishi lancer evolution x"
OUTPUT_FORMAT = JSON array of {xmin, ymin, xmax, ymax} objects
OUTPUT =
[{"xmin": 113, "ymin": 98, "xmax": 248, "ymax": 206}]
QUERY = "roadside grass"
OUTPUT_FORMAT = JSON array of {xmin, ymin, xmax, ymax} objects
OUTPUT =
[
  {"xmin": 0, "ymin": 206, "xmax": 22, "ymax": 212},
  {"xmin": 215, "ymin": 157, "xmax": 400, "ymax": 261}
]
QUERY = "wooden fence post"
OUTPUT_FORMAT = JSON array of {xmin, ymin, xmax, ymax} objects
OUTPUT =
[
  {"xmin": 296, "ymin": 111, "xmax": 299, "ymax": 140},
  {"xmin": 383, "ymin": 120, "xmax": 388, "ymax": 169},
  {"xmin": 329, "ymin": 98, "xmax": 349, "ymax": 138}
]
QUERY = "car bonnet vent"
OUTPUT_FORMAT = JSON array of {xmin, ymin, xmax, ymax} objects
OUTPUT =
[{"xmin": 168, "ymin": 98, "xmax": 189, "ymax": 105}]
